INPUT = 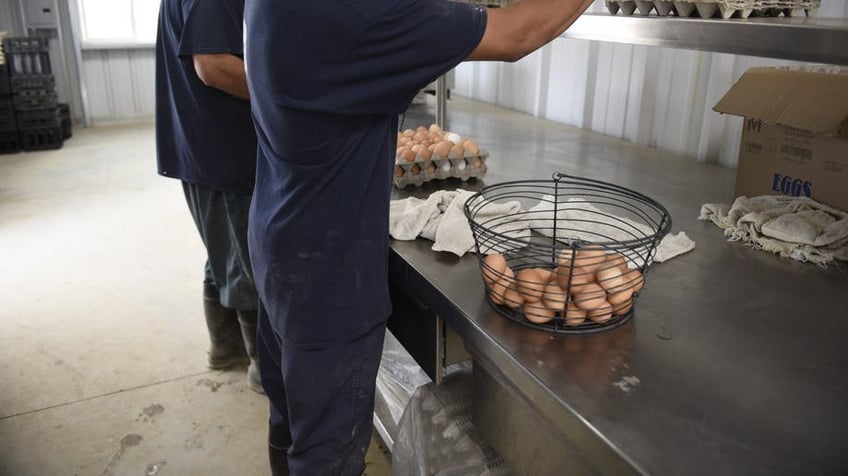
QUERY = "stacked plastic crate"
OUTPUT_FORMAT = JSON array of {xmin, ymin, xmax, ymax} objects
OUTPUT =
[
  {"xmin": 0, "ymin": 38, "xmax": 22, "ymax": 154},
  {"xmin": 3, "ymin": 37, "xmax": 65, "ymax": 152}
]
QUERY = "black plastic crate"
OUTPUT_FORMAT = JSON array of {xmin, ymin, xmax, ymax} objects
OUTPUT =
[
  {"xmin": 10, "ymin": 74, "xmax": 54, "ymax": 92},
  {"xmin": 2, "ymin": 37, "xmax": 50, "ymax": 53},
  {"xmin": 58, "ymin": 103, "xmax": 71, "ymax": 139},
  {"xmin": 16, "ymin": 108, "xmax": 60, "ymax": 130},
  {"xmin": 0, "ymin": 65, "xmax": 10, "ymax": 95},
  {"xmin": 0, "ymin": 130, "xmax": 21, "ymax": 154},
  {"xmin": 7, "ymin": 51, "xmax": 52, "ymax": 76},
  {"xmin": 0, "ymin": 99, "xmax": 15, "ymax": 131},
  {"xmin": 13, "ymin": 89, "xmax": 57, "ymax": 111},
  {"xmin": 3, "ymin": 37, "xmax": 52, "ymax": 77},
  {"xmin": 20, "ymin": 126, "xmax": 63, "ymax": 151}
]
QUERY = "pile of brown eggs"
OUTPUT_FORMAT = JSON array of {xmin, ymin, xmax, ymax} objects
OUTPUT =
[
  {"xmin": 481, "ymin": 247, "xmax": 645, "ymax": 327},
  {"xmin": 394, "ymin": 124, "xmax": 488, "ymax": 188}
]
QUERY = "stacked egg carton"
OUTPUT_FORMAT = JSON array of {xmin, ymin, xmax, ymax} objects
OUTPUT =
[
  {"xmin": 395, "ymin": 125, "xmax": 488, "ymax": 188},
  {"xmin": 605, "ymin": 0, "xmax": 819, "ymax": 18}
]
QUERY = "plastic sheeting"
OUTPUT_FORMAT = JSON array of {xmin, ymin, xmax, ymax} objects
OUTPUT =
[
  {"xmin": 375, "ymin": 331, "xmax": 433, "ymax": 429},
  {"xmin": 390, "ymin": 366, "xmax": 513, "ymax": 476}
]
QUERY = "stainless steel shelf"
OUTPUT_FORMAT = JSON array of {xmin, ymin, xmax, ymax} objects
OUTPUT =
[{"xmin": 562, "ymin": 14, "xmax": 848, "ymax": 65}]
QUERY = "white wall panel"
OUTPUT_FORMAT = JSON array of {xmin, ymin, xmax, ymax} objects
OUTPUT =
[
  {"xmin": 82, "ymin": 48, "xmax": 154, "ymax": 124},
  {"xmin": 0, "ymin": 0, "xmax": 24, "ymax": 35},
  {"xmin": 544, "ymin": 39, "xmax": 591, "ymax": 128}
]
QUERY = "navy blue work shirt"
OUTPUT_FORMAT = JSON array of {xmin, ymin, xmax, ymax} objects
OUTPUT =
[
  {"xmin": 244, "ymin": 0, "xmax": 487, "ymax": 348},
  {"xmin": 156, "ymin": 0, "xmax": 257, "ymax": 194}
]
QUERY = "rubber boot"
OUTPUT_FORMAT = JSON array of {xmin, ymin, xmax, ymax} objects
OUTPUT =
[
  {"xmin": 269, "ymin": 425, "xmax": 292, "ymax": 476},
  {"xmin": 203, "ymin": 283, "xmax": 249, "ymax": 369},
  {"xmin": 237, "ymin": 310, "xmax": 264, "ymax": 394}
]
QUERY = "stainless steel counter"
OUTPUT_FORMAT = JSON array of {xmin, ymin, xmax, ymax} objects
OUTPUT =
[{"xmin": 390, "ymin": 98, "xmax": 848, "ymax": 475}]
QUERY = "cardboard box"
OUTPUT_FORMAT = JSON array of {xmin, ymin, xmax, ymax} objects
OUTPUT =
[{"xmin": 713, "ymin": 67, "xmax": 848, "ymax": 211}]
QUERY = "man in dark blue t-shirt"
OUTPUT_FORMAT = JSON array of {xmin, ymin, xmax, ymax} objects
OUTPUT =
[
  {"xmin": 156, "ymin": 0, "xmax": 263, "ymax": 392},
  {"xmin": 244, "ymin": 0, "xmax": 594, "ymax": 473}
]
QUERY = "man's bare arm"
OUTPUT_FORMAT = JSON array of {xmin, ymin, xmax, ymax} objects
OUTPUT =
[
  {"xmin": 193, "ymin": 53, "xmax": 250, "ymax": 100},
  {"xmin": 468, "ymin": 0, "xmax": 594, "ymax": 62}
]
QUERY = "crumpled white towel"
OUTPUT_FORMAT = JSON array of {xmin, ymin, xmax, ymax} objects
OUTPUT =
[
  {"xmin": 389, "ymin": 189, "xmax": 530, "ymax": 257},
  {"xmin": 699, "ymin": 195, "xmax": 848, "ymax": 265},
  {"xmin": 527, "ymin": 196, "xmax": 695, "ymax": 265}
]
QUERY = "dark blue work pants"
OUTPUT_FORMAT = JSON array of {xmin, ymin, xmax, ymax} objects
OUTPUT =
[{"xmin": 257, "ymin": 304, "xmax": 386, "ymax": 476}]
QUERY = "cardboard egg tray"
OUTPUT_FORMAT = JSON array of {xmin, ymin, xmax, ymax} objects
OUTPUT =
[
  {"xmin": 394, "ymin": 152, "xmax": 489, "ymax": 188},
  {"xmin": 605, "ymin": 0, "xmax": 819, "ymax": 18}
]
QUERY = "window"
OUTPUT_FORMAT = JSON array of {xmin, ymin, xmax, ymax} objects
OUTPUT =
[{"xmin": 77, "ymin": 0, "xmax": 160, "ymax": 47}]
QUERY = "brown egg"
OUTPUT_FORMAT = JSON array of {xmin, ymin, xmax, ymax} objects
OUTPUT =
[
  {"xmin": 557, "ymin": 249, "xmax": 576, "ymax": 267},
  {"xmin": 482, "ymin": 253, "xmax": 507, "ymax": 286},
  {"xmin": 410, "ymin": 144, "xmax": 424, "ymax": 155},
  {"xmin": 412, "ymin": 132, "xmax": 427, "ymax": 143},
  {"xmin": 402, "ymin": 129, "xmax": 415, "ymax": 138},
  {"xmin": 588, "ymin": 302, "xmax": 613, "ymax": 324},
  {"xmin": 601, "ymin": 252, "xmax": 628, "ymax": 273},
  {"xmin": 428, "ymin": 124, "xmax": 442, "ymax": 133},
  {"xmin": 433, "ymin": 141, "xmax": 452, "ymax": 159},
  {"xmin": 557, "ymin": 265, "xmax": 593, "ymax": 294},
  {"xmin": 425, "ymin": 163, "xmax": 436, "ymax": 174},
  {"xmin": 463, "ymin": 139, "xmax": 480, "ymax": 157},
  {"xmin": 409, "ymin": 163, "xmax": 422, "ymax": 175},
  {"xmin": 573, "ymin": 283, "xmax": 606, "ymax": 310},
  {"xmin": 416, "ymin": 126, "xmax": 428, "ymax": 134},
  {"xmin": 516, "ymin": 269, "xmax": 546, "ymax": 303},
  {"xmin": 427, "ymin": 131, "xmax": 443, "ymax": 142},
  {"xmin": 489, "ymin": 267, "xmax": 514, "ymax": 305},
  {"xmin": 534, "ymin": 268, "xmax": 554, "ymax": 283},
  {"xmin": 574, "ymin": 246, "xmax": 608, "ymax": 274},
  {"xmin": 564, "ymin": 302, "xmax": 587, "ymax": 326},
  {"xmin": 607, "ymin": 288, "xmax": 633, "ymax": 305},
  {"xmin": 596, "ymin": 265, "xmax": 625, "ymax": 293},
  {"xmin": 622, "ymin": 269, "xmax": 645, "ymax": 293},
  {"xmin": 503, "ymin": 284, "xmax": 524, "ymax": 309},
  {"xmin": 417, "ymin": 147, "xmax": 432, "ymax": 161},
  {"xmin": 471, "ymin": 158, "xmax": 483, "ymax": 168},
  {"xmin": 394, "ymin": 166, "xmax": 404, "ymax": 177},
  {"xmin": 524, "ymin": 303, "xmax": 555, "ymax": 324},
  {"xmin": 400, "ymin": 148, "xmax": 416, "ymax": 163},
  {"xmin": 448, "ymin": 141, "xmax": 465, "ymax": 159},
  {"xmin": 612, "ymin": 298, "xmax": 633, "ymax": 316},
  {"xmin": 542, "ymin": 282, "xmax": 567, "ymax": 311}
]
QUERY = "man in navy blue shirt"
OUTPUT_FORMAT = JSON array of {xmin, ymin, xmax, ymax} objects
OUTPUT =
[
  {"xmin": 244, "ymin": 0, "xmax": 594, "ymax": 473},
  {"xmin": 156, "ymin": 0, "xmax": 263, "ymax": 393}
]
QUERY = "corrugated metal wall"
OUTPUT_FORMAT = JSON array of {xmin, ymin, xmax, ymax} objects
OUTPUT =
[
  {"xmin": 73, "ymin": 1, "xmax": 848, "ymax": 164},
  {"xmin": 81, "ymin": 48, "xmax": 155, "ymax": 123},
  {"xmin": 0, "ymin": 0, "xmax": 24, "ymax": 38},
  {"xmin": 455, "ymin": 0, "xmax": 848, "ymax": 166}
]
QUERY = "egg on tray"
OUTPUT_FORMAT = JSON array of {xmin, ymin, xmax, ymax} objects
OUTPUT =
[{"xmin": 394, "ymin": 124, "xmax": 488, "ymax": 187}]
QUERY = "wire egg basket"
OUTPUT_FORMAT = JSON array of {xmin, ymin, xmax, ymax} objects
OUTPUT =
[{"xmin": 464, "ymin": 173, "xmax": 672, "ymax": 334}]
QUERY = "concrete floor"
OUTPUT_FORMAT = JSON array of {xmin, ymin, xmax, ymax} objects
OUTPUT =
[{"xmin": 0, "ymin": 123, "xmax": 392, "ymax": 476}]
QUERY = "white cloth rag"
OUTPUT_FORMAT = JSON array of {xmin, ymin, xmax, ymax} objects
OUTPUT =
[
  {"xmin": 699, "ymin": 195, "xmax": 848, "ymax": 265},
  {"xmin": 389, "ymin": 190, "xmax": 530, "ymax": 257},
  {"xmin": 526, "ymin": 196, "xmax": 695, "ymax": 266}
]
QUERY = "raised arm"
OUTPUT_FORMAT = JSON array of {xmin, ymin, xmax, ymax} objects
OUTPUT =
[
  {"xmin": 193, "ymin": 53, "xmax": 250, "ymax": 100},
  {"xmin": 468, "ymin": 0, "xmax": 594, "ymax": 62}
]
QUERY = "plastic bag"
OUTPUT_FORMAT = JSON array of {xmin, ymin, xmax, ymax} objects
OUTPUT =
[{"xmin": 391, "ymin": 366, "xmax": 512, "ymax": 476}]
